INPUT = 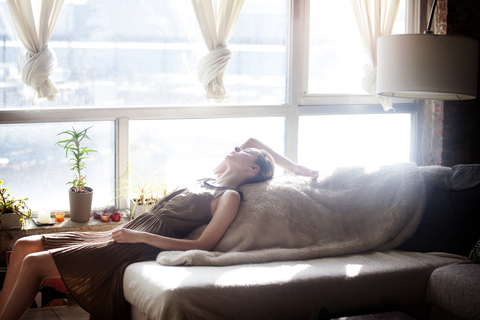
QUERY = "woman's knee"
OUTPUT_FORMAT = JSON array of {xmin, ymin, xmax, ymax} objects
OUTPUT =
[
  {"xmin": 21, "ymin": 252, "xmax": 59, "ymax": 280},
  {"xmin": 12, "ymin": 236, "xmax": 44, "ymax": 258}
]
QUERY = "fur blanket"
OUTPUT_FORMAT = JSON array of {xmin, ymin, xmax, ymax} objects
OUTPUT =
[{"xmin": 157, "ymin": 162, "xmax": 425, "ymax": 266}]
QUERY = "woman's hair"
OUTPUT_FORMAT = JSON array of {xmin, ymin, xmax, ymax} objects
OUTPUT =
[{"xmin": 241, "ymin": 149, "xmax": 275, "ymax": 186}]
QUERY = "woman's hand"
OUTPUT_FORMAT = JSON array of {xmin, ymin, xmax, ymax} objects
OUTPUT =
[
  {"xmin": 112, "ymin": 228, "xmax": 145, "ymax": 244},
  {"xmin": 293, "ymin": 164, "xmax": 319, "ymax": 181}
]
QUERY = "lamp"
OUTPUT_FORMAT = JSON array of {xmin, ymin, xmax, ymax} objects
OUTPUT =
[{"xmin": 376, "ymin": 0, "xmax": 479, "ymax": 100}]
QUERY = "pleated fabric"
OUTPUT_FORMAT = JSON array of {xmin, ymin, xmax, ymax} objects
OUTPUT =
[{"xmin": 41, "ymin": 179, "xmax": 238, "ymax": 320}]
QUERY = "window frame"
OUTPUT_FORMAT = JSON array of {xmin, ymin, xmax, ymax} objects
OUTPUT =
[
  {"xmin": 297, "ymin": 0, "xmax": 420, "ymax": 105},
  {"xmin": 0, "ymin": 0, "xmax": 421, "ymax": 210}
]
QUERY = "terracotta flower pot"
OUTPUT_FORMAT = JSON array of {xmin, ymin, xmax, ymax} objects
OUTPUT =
[{"xmin": 69, "ymin": 187, "xmax": 93, "ymax": 222}]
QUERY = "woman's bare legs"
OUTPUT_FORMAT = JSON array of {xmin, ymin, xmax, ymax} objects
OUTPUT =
[
  {"xmin": 0, "ymin": 236, "xmax": 44, "ymax": 313},
  {"xmin": 0, "ymin": 236, "xmax": 61, "ymax": 320}
]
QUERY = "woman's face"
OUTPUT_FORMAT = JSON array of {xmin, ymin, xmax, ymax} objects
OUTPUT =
[{"xmin": 225, "ymin": 147, "xmax": 261, "ymax": 168}]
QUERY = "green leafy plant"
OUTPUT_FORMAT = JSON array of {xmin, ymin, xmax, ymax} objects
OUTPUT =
[
  {"xmin": 55, "ymin": 126, "xmax": 97, "ymax": 193},
  {"xmin": 130, "ymin": 166, "xmax": 167, "ymax": 204},
  {"xmin": 0, "ymin": 180, "xmax": 32, "ymax": 233},
  {"xmin": 111, "ymin": 163, "xmax": 167, "ymax": 219}
]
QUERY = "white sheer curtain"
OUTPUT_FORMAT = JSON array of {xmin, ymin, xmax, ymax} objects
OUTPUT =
[
  {"xmin": 350, "ymin": 0, "xmax": 400, "ymax": 111},
  {"xmin": 6, "ymin": 0, "xmax": 65, "ymax": 105},
  {"xmin": 191, "ymin": 0, "xmax": 244, "ymax": 103}
]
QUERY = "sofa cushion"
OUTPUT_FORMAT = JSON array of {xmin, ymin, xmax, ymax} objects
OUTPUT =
[
  {"xmin": 124, "ymin": 251, "xmax": 467, "ymax": 320},
  {"xmin": 396, "ymin": 186, "xmax": 480, "ymax": 257},
  {"xmin": 418, "ymin": 166, "xmax": 450, "ymax": 197},
  {"xmin": 444, "ymin": 164, "xmax": 480, "ymax": 191},
  {"xmin": 469, "ymin": 238, "xmax": 480, "ymax": 263},
  {"xmin": 427, "ymin": 264, "xmax": 480, "ymax": 320}
]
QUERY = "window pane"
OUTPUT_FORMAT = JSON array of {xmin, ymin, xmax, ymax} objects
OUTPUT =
[
  {"xmin": 0, "ymin": 122, "xmax": 115, "ymax": 211},
  {"xmin": 308, "ymin": 0, "xmax": 406, "ymax": 94},
  {"xmin": 129, "ymin": 117, "xmax": 285, "ymax": 192},
  {"xmin": 0, "ymin": 0, "xmax": 287, "ymax": 110},
  {"xmin": 298, "ymin": 114, "xmax": 411, "ymax": 170}
]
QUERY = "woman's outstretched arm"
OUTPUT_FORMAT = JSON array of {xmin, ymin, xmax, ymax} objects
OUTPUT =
[
  {"xmin": 213, "ymin": 138, "xmax": 318, "ymax": 179},
  {"xmin": 112, "ymin": 190, "xmax": 241, "ymax": 251}
]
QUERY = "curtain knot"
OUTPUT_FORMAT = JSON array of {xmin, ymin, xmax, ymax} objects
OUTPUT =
[
  {"xmin": 361, "ymin": 63, "xmax": 377, "ymax": 95},
  {"xmin": 21, "ymin": 45, "xmax": 59, "ymax": 102},
  {"xmin": 197, "ymin": 44, "xmax": 233, "ymax": 102},
  {"xmin": 362, "ymin": 63, "xmax": 393, "ymax": 111}
]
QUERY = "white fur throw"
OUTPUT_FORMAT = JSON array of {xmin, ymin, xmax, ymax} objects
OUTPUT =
[{"xmin": 157, "ymin": 162, "xmax": 425, "ymax": 266}]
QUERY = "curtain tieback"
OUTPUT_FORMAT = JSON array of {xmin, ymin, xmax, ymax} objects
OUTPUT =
[
  {"xmin": 362, "ymin": 63, "xmax": 393, "ymax": 111},
  {"xmin": 361, "ymin": 63, "xmax": 377, "ymax": 95},
  {"xmin": 22, "ymin": 45, "xmax": 58, "ymax": 91},
  {"xmin": 197, "ymin": 44, "xmax": 233, "ymax": 90}
]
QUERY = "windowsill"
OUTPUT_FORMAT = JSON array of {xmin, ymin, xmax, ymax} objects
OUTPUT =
[{"xmin": 23, "ymin": 216, "xmax": 129, "ymax": 233}]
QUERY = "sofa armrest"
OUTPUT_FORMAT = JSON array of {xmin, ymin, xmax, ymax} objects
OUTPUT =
[{"xmin": 427, "ymin": 264, "xmax": 480, "ymax": 320}]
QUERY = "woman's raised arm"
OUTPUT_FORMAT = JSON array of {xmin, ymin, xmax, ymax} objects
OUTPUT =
[{"xmin": 213, "ymin": 138, "xmax": 318, "ymax": 180}]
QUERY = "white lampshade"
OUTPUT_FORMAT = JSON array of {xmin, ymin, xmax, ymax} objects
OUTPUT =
[{"xmin": 377, "ymin": 34, "xmax": 479, "ymax": 100}]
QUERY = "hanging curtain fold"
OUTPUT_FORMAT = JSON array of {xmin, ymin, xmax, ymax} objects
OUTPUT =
[
  {"xmin": 350, "ymin": 0, "xmax": 400, "ymax": 111},
  {"xmin": 191, "ymin": 0, "xmax": 244, "ymax": 103},
  {"xmin": 6, "ymin": 0, "xmax": 65, "ymax": 105}
]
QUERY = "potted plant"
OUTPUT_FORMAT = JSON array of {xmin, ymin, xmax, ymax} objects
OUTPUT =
[
  {"xmin": 112, "ymin": 163, "xmax": 167, "ymax": 219},
  {"xmin": 55, "ymin": 126, "xmax": 97, "ymax": 222},
  {"xmin": 0, "ymin": 180, "xmax": 32, "ymax": 234}
]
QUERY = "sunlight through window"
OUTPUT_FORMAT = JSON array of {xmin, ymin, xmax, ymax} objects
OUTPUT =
[
  {"xmin": 215, "ymin": 264, "xmax": 310, "ymax": 286},
  {"xmin": 130, "ymin": 117, "xmax": 285, "ymax": 191},
  {"xmin": 141, "ymin": 265, "xmax": 193, "ymax": 290},
  {"xmin": 298, "ymin": 114, "xmax": 411, "ymax": 171},
  {"xmin": 308, "ymin": 0, "xmax": 406, "ymax": 94},
  {"xmin": 345, "ymin": 264, "xmax": 363, "ymax": 278}
]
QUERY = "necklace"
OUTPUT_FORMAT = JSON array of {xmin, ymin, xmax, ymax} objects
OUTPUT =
[{"xmin": 204, "ymin": 179, "xmax": 230, "ymax": 189}]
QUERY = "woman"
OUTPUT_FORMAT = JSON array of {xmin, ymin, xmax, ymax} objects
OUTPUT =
[{"xmin": 0, "ymin": 138, "xmax": 317, "ymax": 320}]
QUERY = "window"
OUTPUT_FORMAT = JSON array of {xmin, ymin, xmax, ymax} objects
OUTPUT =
[
  {"xmin": 0, "ymin": 121, "xmax": 115, "ymax": 210},
  {"xmin": 130, "ymin": 117, "xmax": 285, "ymax": 190},
  {"xmin": 0, "ymin": 0, "xmax": 419, "ymax": 213},
  {"xmin": 298, "ymin": 114, "xmax": 412, "ymax": 170},
  {"xmin": 0, "ymin": 0, "xmax": 288, "ymax": 110},
  {"xmin": 308, "ymin": 0, "xmax": 406, "ymax": 95}
]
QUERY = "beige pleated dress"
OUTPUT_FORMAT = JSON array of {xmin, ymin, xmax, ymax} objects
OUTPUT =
[{"xmin": 42, "ymin": 179, "xmax": 240, "ymax": 320}]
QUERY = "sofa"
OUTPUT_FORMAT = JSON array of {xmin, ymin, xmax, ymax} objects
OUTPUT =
[{"xmin": 123, "ymin": 163, "xmax": 480, "ymax": 320}]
